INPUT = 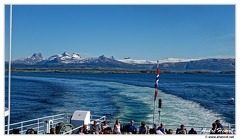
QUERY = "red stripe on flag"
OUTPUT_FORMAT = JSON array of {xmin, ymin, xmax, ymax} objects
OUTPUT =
[{"xmin": 154, "ymin": 89, "xmax": 158, "ymax": 101}]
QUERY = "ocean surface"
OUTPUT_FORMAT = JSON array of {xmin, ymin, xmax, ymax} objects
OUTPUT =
[{"xmin": 5, "ymin": 72, "xmax": 235, "ymax": 129}]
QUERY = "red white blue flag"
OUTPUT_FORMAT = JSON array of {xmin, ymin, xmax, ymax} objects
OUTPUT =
[{"xmin": 154, "ymin": 62, "xmax": 160, "ymax": 101}]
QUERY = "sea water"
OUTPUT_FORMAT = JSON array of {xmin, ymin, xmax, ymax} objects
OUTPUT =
[{"xmin": 5, "ymin": 72, "xmax": 235, "ymax": 130}]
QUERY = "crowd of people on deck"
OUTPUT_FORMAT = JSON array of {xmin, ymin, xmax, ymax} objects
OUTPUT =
[
  {"xmin": 12, "ymin": 119, "xmax": 232, "ymax": 135},
  {"xmin": 75, "ymin": 119, "xmax": 231, "ymax": 135}
]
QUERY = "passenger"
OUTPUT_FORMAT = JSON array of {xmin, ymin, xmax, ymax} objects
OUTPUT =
[
  {"xmin": 149, "ymin": 128, "xmax": 154, "ymax": 134},
  {"xmin": 167, "ymin": 129, "xmax": 173, "ymax": 134},
  {"xmin": 50, "ymin": 128, "xmax": 56, "ymax": 134},
  {"xmin": 176, "ymin": 124, "xmax": 187, "ymax": 134},
  {"xmin": 149, "ymin": 128, "xmax": 157, "ymax": 134},
  {"xmin": 223, "ymin": 128, "xmax": 229, "ymax": 134},
  {"xmin": 26, "ymin": 129, "xmax": 35, "ymax": 134},
  {"xmin": 79, "ymin": 124, "xmax": 89, "ymax": 134},
  {"xmin": 188, "ymin": 128, "xmax": 197, "ymax": 134},
  {"xmin": 127, "ymin": 120, "xmax": 137, "ymax": 134},
  {"xmin": 210, "ymin": 123, "xmax": 217, "ymax": 134},
  {"xmin": 215, "ymin": 120, "xmax": 223, "ymax": 129},
  {"xmin": 113, "ymin": 119, "xmax": 121, "ymax": 134},
  {"xmin": 139, "ymin": 121, "xmax": 148, "ymax": 134},
  {"xmin": 102, "ymin": 121, "xmax": 111, "ymax": 134},
  {"xmin": 215, "ymin": 120, "xmax": 224, "ymax": 134},
  {"xmin": 90, "ymin": 121, "xmax": 102, "ymax": 134},
  {"xmin": 121, "ymin": 124, "xmax": 129, "ymax": 133},
  {"xmin": 156, "ymin": 123, "xmax": 166, "ymax": 134}
]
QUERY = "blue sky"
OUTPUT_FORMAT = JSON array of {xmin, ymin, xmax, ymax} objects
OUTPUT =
[{"xmin": 5, "ymin": 5, "xmax": 235, "ymax": 61}]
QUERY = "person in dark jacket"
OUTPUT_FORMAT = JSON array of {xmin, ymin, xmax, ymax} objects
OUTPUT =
[
  {"xmin": 127, "ymin": 120, "xmax": 136, "ymax": 134},
  {"xmin": 188, "ymin": 128, "xmax": 197, "ymax": 134},
  {"xmin": 215, "ymin": 120, "xmax": 223, "ymax": 129},
  {"xmin": 210, "ymin": 123, "xmax": 217, "ymax": 134}
]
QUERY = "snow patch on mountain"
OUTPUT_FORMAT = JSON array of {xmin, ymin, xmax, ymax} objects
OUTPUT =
[
  {"xmin": 47, "ymin": 52, "xmax": 83, "ymax": 63},
  {"xmin": 158, "ymin": 58, "xmax": 200, "ymax": 63},
  {"xmin": 119, "ymin": 58, "xmax": 200, "ymax": 64},
  {"xmin": 118, "ymin": 59, "xmax": 155, "ymax": 64}
]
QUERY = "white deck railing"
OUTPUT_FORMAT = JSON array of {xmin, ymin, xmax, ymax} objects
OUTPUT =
[
  {"xmin": 5, "ymin": 113, "xmax": 69, "ymax": 134},
  {"xmin": 162, "ymin": 123, "xmax": 235, "ymax": 134}
]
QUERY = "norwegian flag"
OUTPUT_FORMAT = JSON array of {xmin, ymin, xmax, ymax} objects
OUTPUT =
[
  {"xmin": 154, "ymin": 67, "xmax": 160, "ymax": 88},
  {"xmin": 154, "ymin": 62, "xmax": 160, "ymax": 101}
]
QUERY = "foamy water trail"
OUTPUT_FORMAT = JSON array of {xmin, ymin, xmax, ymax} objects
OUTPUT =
[
  {"xmin": 99, "ymin": 81, "xmax": 229, "ymax": 129},
  {"xmin": 10, "ymin": 75, "xmax": 230, "ymax": 130}
]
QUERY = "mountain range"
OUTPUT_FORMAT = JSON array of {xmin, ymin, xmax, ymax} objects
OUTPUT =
[{"xmin": 7, "ymin": 52, "xmax": 235, "ymax": 72}]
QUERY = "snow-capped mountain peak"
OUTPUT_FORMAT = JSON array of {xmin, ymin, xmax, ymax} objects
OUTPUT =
[
  {"xmin": 31, "ymin": 53, "xmax": 43, "ymax": 60},
  {"xmin": 12, "ymin": 53, "xmax": 44, "ymax": 65},
  {"xmin": 47, "ymin": 52, "xmax": 82, "ymax": 63}
]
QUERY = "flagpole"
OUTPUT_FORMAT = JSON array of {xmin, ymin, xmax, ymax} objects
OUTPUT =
[
  {"xmin": 153, "ymin": 61, "xmax": 160, "ymax": 128},
  {"xmin": 153, "ymin": 99, "xmax": 155, "ymax": 127},
  {"xmin": 158, "ymin": 99, "xmax": 162, "ymax": 126},
  {"xmin": 8, "ymin": 4, "xmax": 12, "ymax": 134}
]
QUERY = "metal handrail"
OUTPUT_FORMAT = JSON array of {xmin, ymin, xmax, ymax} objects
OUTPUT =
[
  {"xmin": 5, "ymin": 113, "xmax": 69, "ymax": 134},
  {"xmin": 5, "ymin": 113, "xmax": 68, "ymax": 127}
]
